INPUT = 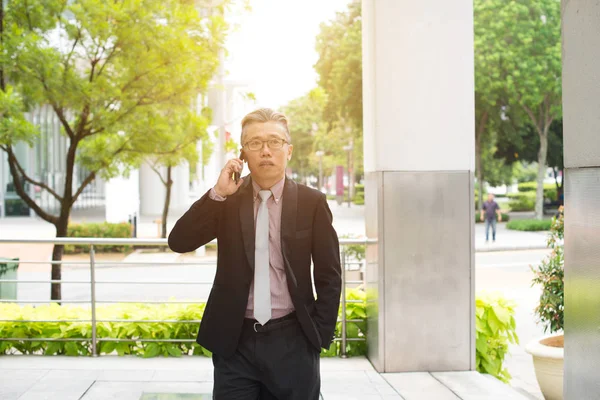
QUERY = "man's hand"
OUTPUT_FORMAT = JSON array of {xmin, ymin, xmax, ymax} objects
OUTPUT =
[
  {"xmin": 214, "ymin": 158, "xmax": 244, "ymax": 198},
  {"xmin": 497, "ymin": 213, "xmax": 502, "ymax": 222}
]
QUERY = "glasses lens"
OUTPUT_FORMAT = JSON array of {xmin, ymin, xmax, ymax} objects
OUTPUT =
[
  {"xmin": 268, "ymin": 139, "xmax": 283, "ymax": 149},
  {"xmin": 248, "ymin": 140, "xmax": 261, "ymax": 151}
]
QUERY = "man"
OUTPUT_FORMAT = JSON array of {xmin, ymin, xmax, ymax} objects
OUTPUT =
[
  {"xmin": 168, "ymin": 108, "xmax": 341, "ymax": 399},
  {"xmin": 480, "ymin": 193, "xmax": 502, "ymax": 243}
]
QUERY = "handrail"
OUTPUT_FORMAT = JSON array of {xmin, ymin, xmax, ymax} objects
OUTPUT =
[{"xmin": 0, "ymin": 237, "xmax": 373, "ymax": 357}]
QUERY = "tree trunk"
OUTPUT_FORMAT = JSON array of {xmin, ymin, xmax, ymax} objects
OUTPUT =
[
  {"xmin": 161, "ymin": 166, "xmax": 173, "ymax": 239},
  {"xmin": 51, "ymin": 216, "xmax": 69, "ymax": 302},
  {"xmin": 535, "ymin": 131, "xmax": 549, "ymax": 220}
]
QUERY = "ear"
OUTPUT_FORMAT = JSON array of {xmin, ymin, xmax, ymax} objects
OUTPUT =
[{"xmin": 287, "ymin": 144, "xmax": 293, "ymax": 161}]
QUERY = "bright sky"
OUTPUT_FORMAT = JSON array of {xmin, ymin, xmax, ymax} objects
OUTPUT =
[{"xmin": 224, "ymin": 0, "xmax": 352, "ymax": 109}]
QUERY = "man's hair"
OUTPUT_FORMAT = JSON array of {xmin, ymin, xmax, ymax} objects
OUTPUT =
[{"xmin": 240, "ymin": 108, "xmax": 291, "ymax": 144}]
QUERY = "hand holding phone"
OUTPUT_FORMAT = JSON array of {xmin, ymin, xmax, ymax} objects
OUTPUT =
[
  {"xmin": 214, "ymin": 157, "xmax": 244, "ymax": 197},
  {"xmin": 233, "ymin": 151, "xmax": 245, "ymax": 184}
]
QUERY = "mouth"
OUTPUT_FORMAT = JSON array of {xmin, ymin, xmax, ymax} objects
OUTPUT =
[{"xmin": 259, "ymin": 161, "xmax": 275, "ymax": 167}]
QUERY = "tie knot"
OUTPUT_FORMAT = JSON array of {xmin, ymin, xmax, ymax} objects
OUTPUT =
[{"xmin": 259, "ymin": 190, "xmax": 272, "ymax": 203}]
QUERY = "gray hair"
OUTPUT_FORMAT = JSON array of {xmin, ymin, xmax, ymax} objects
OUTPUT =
[{"xmin": 240, "ymin": 108, "xmax": 292, "ymax": 144}]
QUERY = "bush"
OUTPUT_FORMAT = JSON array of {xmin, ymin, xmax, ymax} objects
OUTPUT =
[
  {"xmin": 506, "ymin": 219, "xmax": 552, "ymax": 231},
  {"xmin": 507, "ymin": 192, "xmax": 536, "ymax": 211},
  {"xmin": 476, "ymin": 292, "xmax": 519, "ymax": 383},
  {"xmin": 476, "ymin": 213, "xmax": 510, "ymax": 223},
  {"xmin": 65, "ymin": 222, "xmax": 133, "ymax": 254},
  {"xmin": 517, "ymin": 182, "xmax": 558, "ymax": 201},
  {"xmin": 531, "ymin": 208, "xmax": 564, "ymax": 333},
  {"xmin": 0, "ymin": 289, "xmax": 367, "ymax": 358}
]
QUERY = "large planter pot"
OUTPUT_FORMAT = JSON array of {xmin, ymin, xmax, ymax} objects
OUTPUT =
[{"xmin": 525, "ymin": 334, "xmax": 564, "ymax": 400}]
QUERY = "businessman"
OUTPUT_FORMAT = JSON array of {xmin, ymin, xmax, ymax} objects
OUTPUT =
[{"xmin": 168, "ymin": 108, "xmax": 341, "ymax": 399}]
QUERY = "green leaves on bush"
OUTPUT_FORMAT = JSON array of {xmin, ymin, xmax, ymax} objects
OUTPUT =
[
  {"xmin": 66, "ymin": 222, "xmax": 133, "ymax": 254},
  {"xmin": 476, "ymin": 292, "xmax": 519, "ymax": 383},
  {"xmin": 0, "ymin": 302, "xmax": 206, "ymax": 357},
  {"xmin": 531, "ymin": 209, "xmax": 564, "ymax": 333},
  {"xmin": 0, "ymin": 290, "xmax": 368, "ymax": 358},
  {"xmin": 506, "ymin": 219, "xmax": 552, "ymax": 231},
  {"xmin": 507, "ymin": 192, "xmax": 536, "ymax": 212}
]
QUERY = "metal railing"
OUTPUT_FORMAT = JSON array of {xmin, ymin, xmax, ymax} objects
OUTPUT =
[{"xmin": 0, "ymin": 237, "xmax": 371, "ymax": 357}]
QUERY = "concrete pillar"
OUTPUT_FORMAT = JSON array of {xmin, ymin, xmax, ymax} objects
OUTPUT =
[
  {"xmin": 561, "ymin": 2, "xmax": 600, "ymax": 397},
  {"xmin": 362, "ymin": 0, "xmax": 475, "ymax": 372}
]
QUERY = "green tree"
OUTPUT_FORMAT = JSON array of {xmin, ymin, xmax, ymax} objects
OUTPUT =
[
  {"xmin": 0, "ymin": 0, "xmax": 228, "ymax": 300},
  {"xmin": 133, "ymin": 107, "xmax": 211, "ymax": 238},
  {"xmin": 281, "ymin": 87, "xmax": 327, "ymax": 183},
  {"xmin": 482, "ymin": 0, "xmax": 562, "ymax": 219},
  {"xmin": 314, "ymin": 0, "xmax": 362, "ymax": 195}
]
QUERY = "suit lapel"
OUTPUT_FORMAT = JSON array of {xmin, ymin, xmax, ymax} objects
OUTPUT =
[
  {"xmin": 280, "ymin": 178, "xmax": 298, "ymax": 287},
  {"xmin": 239, "ymin": 177, "xmax": 255, "ymax": 271}
]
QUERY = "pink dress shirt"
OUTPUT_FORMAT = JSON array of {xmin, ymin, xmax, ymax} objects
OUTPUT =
[{"xmin": 209, "ymin": 177, "xmax": 295, "ymax": 319}]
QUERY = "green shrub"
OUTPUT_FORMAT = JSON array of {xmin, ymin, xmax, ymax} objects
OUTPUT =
[
  {"xmin": 517, "ymin": 182, "xmax": 558, "ymax": 201},
  {"xmin": 0, "ymin": 289, "xmax": 368, "ymax": 358},
  {"xmin": 506, "ymin": 219, "xmax": 552, "ymax": 231},
  {"xmin": 476, "ymin": 292, "xmax": 519, "ymax": 383},
  {"xmin": 507, "ymin": 192, "xmax": 536, "ymax": 211},
  {"xmin": 475, "ymin": 213, "xmax": 510, "ymax": 223},
  {"xmin": 531, "ymin": 209, "xmax": 564, "ymax": 333},
  {"xmin": 65, "ymin": 222, "xmax": 133, "ymax": 254}
]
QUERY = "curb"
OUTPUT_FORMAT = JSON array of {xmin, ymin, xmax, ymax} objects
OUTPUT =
[{"xmin": 475, "ymin": 245, "xmax": 548, "ymax": 253}]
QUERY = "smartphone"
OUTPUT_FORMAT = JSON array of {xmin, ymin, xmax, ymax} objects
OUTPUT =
[{"xmin": 234, "ymin": 151, "xmax": 244, "ymax": 184}]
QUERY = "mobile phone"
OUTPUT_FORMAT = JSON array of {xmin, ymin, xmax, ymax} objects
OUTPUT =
[{"xmin": 234, "ymin": 151, "xmax": 244, "ymax": 184}]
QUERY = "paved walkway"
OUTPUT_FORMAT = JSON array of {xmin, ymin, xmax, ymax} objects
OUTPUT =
[{"xmin": 0, "ymin": 356, "xmax": 532, "ymax": 400}]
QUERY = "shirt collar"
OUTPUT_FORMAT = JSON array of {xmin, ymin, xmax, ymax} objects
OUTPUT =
[{"xmin": 252, "ymin": 176, "xmax": 285, "ymax": 204}]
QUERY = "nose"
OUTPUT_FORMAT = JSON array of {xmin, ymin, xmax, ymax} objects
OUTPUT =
[{"xmin": 259, "ymin": 142, "xmax": 272, "ymax": 156}]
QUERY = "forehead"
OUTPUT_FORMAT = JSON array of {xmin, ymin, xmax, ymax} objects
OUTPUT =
[{"xmin": 244, "ymin": 122, "xmax": 287, "ymax": 141}]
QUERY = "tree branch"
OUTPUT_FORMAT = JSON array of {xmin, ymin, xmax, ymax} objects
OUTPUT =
[
  {"xmin": 522, "ymin": 105, "xmax": 543, "ymax": 137},
  {"xmin": 72, "ymin": 171, "xmax": 96, "ymax": 205},
  {"xmin": 5, "ymin": 147, "xmax": 59, "ymax": 225},
  {"xmin": 51, "ymin": 104, "xmax": 75, "ymax": 139},
  {"xmin": 11, "ymin": 152, "xmax": 63, "ymax": 201},
  {"xmin": 149, "ymin": 162, "xmax": 168, "ymax": 186}
]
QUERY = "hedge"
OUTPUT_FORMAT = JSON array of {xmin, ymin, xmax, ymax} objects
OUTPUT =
[
  {"xmin": 506, "ymin": 219, "xmax": 552, "ymax": 231},
  {"xmin": 517, "ymin": 182, "xmax": 558, "ymax": 202},
  {"xmin": 507, "ymin": 192, "xmax": 536, "ymax": 212},
  {"xmin": 0, "ymin": 291, "xmax": 518, "ymax": 383},
  {"xmin": 65, "ymin": 222, "xmax": 133, "ymax": 254}
]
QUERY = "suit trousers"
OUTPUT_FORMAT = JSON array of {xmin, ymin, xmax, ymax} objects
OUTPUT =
[{"xmin": 212, "ymin": 313, "xmax": 320, "ymax": 400}]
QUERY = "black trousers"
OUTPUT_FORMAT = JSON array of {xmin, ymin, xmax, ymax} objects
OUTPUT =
[{"xmin": 212, "ymin": 313, "xmax": 320, "ymax": 400}]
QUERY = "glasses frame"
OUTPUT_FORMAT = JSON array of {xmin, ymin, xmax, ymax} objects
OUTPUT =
[{"xmin": 242, "ymin": 138, "xmax": 289, "ymax": 151}]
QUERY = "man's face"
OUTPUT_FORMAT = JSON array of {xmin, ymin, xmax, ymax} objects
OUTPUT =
[
  {"xmin": 242, "ymin": 121, "xmax": 293, "ymax": 182},
  {"xmin": 488, "ymin": 194, "xmax": 494, "ymax": 202}
]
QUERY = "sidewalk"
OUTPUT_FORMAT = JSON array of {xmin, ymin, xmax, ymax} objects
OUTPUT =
[{"xmin": 0, "ymin": 355, "xmax": 532, "ymax": 400}]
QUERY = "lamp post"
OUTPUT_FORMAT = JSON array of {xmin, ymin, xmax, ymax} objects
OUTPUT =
[
  {"xmin": 342, "ymin": 144, "xmax": 353, "ymax": 207},
  {"xmin": 315, "ymin": 150, "xmax": 324, "ymax": 192}
]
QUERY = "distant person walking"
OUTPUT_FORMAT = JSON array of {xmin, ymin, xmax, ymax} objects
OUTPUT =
[{"xmin": 481, "ymin": 193, "xmax": 502, "ymax": 243}]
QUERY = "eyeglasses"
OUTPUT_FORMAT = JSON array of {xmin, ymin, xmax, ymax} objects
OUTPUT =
[{"xmin": 243, "ymin": 138, "xmax": 289, "ymax": 151}]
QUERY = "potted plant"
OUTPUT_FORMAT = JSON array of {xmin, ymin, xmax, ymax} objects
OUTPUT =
[{"xmin": 526, "ymin": 206, "xmax": 564, "ymax": 400}]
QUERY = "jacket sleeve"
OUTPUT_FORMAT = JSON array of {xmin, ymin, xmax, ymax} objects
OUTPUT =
[
  {"xmin": 168, "ymin": 189, "xmax": 225, "ymax": 253},
  {"xmin": 311, "ymin": 194, "xmax": 342, "ymax": 348}
]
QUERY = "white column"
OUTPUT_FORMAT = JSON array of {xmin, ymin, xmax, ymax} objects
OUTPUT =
[
  {"xmin": 562, "ymin": 1, "xmax": 600, "ymax": 398},
  {"xmin": 139, "ymin": 162, "xmax": 165, "ymax": 216},
  {"xmin": 362, "ymin": 0, "xmax": 475, "ymax": 372},
  {"xmin": 105, "ymin": 171, "xmax": 140, "ymax": 223}
]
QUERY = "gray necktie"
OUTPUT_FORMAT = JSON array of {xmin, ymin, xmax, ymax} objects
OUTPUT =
[{"xmin": 254, "ymin": 190, "xmax": 272, "ymax": 325}]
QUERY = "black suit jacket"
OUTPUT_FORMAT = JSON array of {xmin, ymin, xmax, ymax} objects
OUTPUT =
[{"xmin": 168, "ymin": 176, "xmax": 341, "ymax": 357}]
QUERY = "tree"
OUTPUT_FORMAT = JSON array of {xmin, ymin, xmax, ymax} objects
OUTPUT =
[
  {"xmin": 132, "ymin": 107, "xmax": 211, "ymax": 238},
  {"xmin": 314, "ymin": 0, "xmax": 363, "ymax": 193},
  {"xmin": 281, "ymin": 88, "xmax": 327, "ymax": 182},
  {"xmin": 483, "ymin": 0, "xmax": 562, "ymax": 219},
  {"xmin": 0, "ymin": 0, "xmax": 228, "ymax": 300}
]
